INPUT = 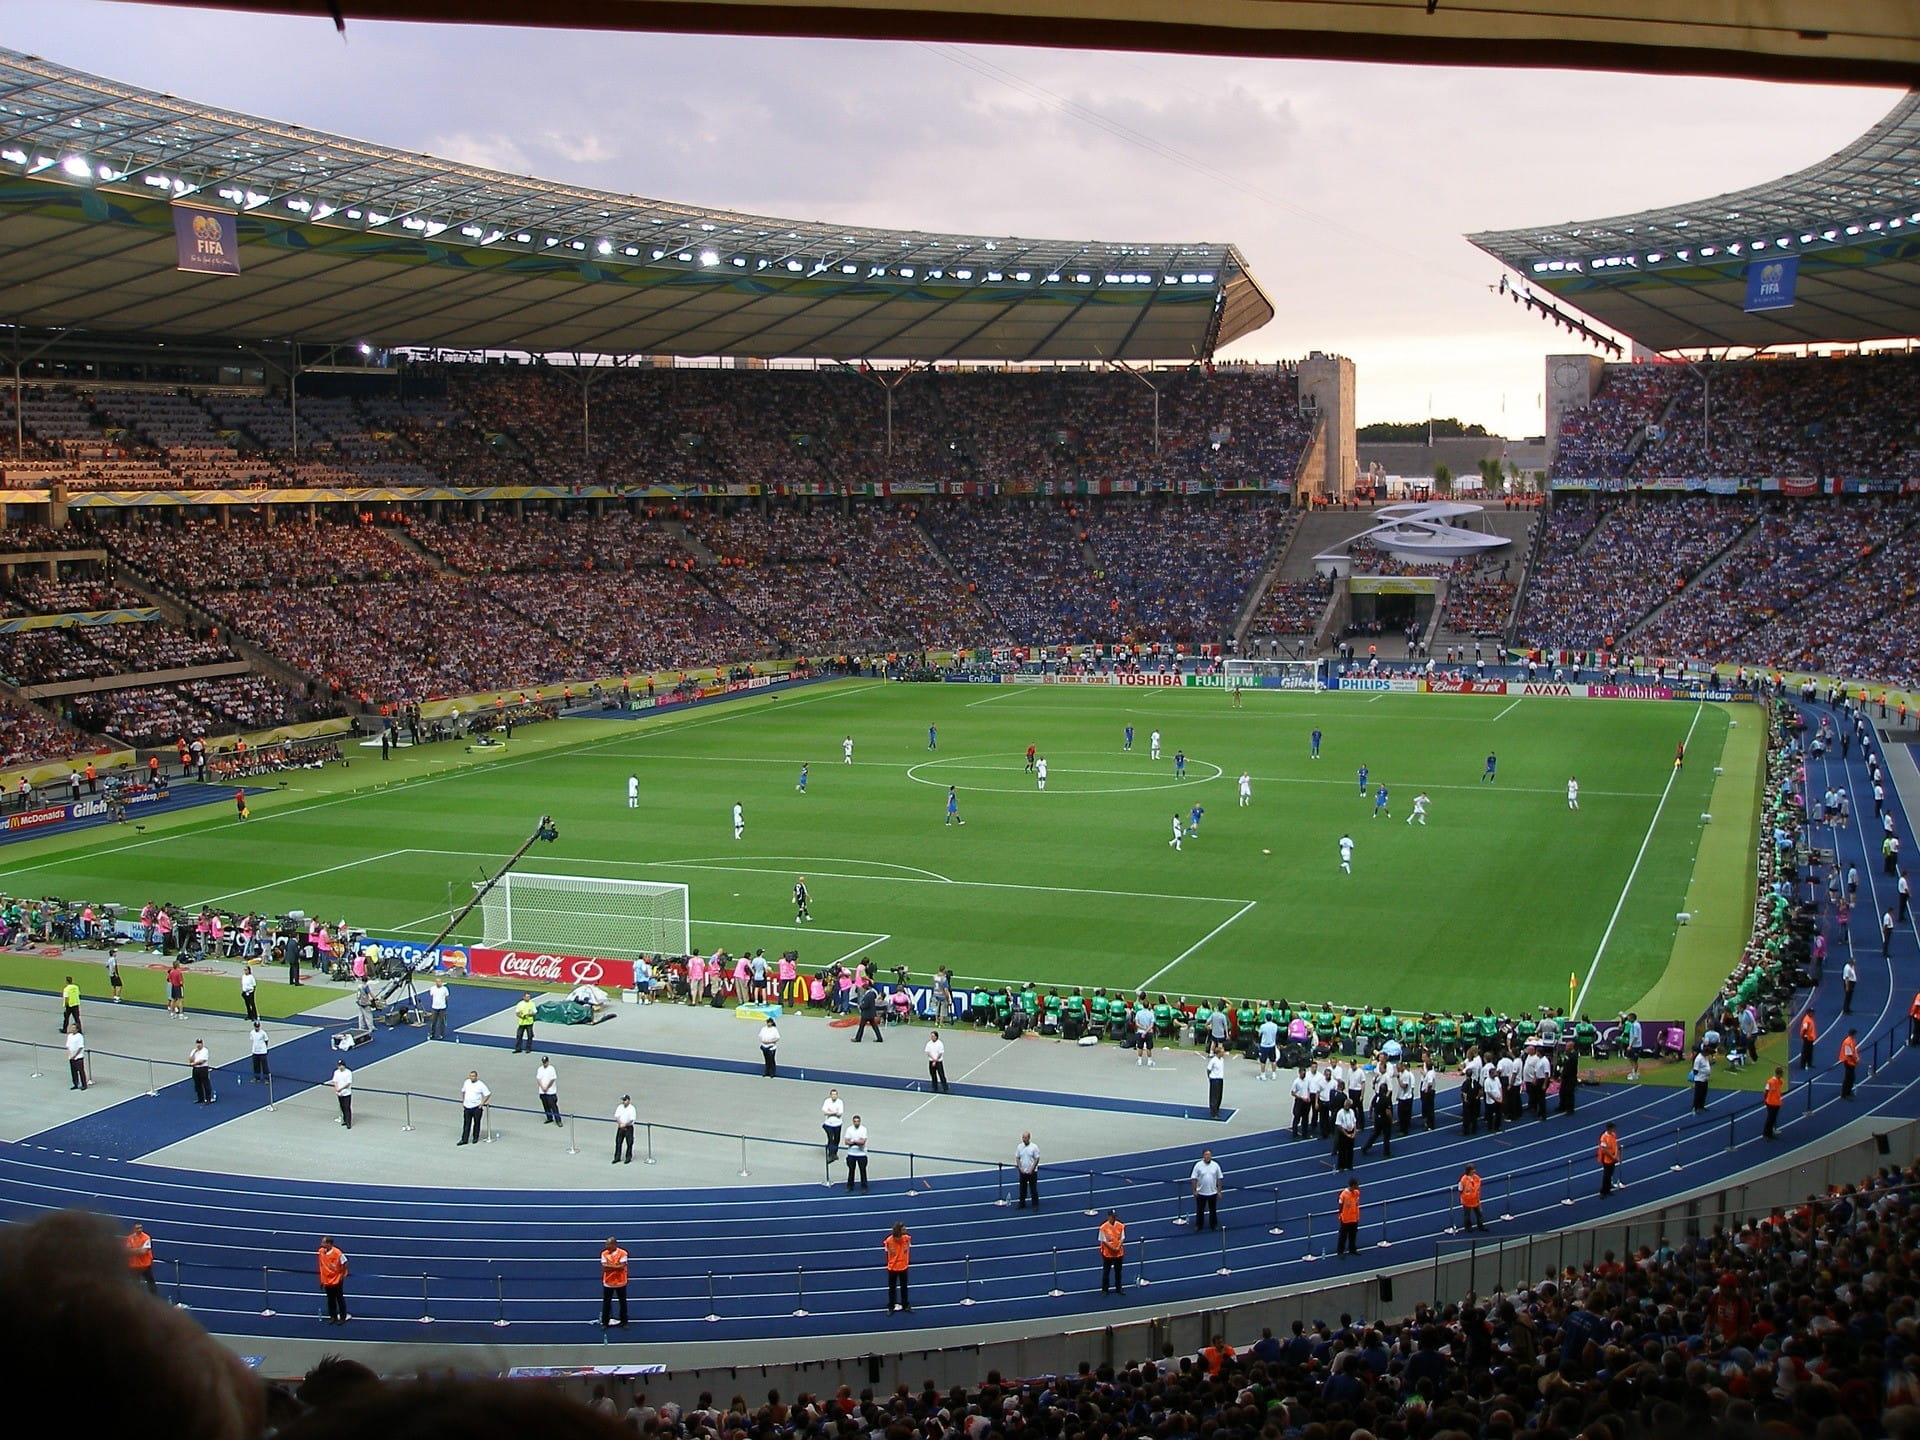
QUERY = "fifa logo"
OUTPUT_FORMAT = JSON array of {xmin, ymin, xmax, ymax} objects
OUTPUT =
[
  {"xmin": 192, "ymin": 212, "xmax": 228, "ymax": 257},
  {"xmin": 1757, "ymin": 262, "xmax": 1784, "ymax": 296}
]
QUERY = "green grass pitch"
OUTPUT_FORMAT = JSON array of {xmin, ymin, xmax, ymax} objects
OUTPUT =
[{"xmin": 0, "ymin": 681, "xmax": 1747, "ymax": 1020}]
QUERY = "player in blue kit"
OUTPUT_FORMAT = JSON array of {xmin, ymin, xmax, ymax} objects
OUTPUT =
[
  {"xmin": 1373, "ymin": 784, "xmax": 1390, "ymax": 820},
  {"xmin": 1482, "ymin": 751, "xmax": 1497, "ymax": 783},
  {"xmin": 1124, "ymin": 724, "xmax": 1134, "ymax": 752},
  {"xmin": 1357, "ymin": 763, "xmax": 1369, "ymax": 795},
  {"xmin": 1311, "ymin": 729, "xmax": 1322, "ymax": 759}
]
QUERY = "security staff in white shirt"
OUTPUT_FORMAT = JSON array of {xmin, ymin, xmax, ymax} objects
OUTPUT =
[
  {"xmin": 1289, "ymin": 1067, "xmax": 1313, "ymax": 1138},
  {"xmin": 758, "ymin": 1018, "xmax": 781, "ymax": 1077},
  {"xmin": 65, "ymin": 1023, "xmax": 87, "ymax": 1090},
  {"xmin": 239, "ymin": 964, "xmax": 258, "ymax": 1021},
  {"xmin": 535, "ymin": 1057, "xmax": 560, "ymax": 1124},
  {"xmin": 1189, "ymin": 1148, "xmax": 1224, "ymax": 1229},
  {"xmin": 249, "ymin": 1022, "xmax": 270, "ymax": 1082},
  {"xmin": 820, "ymin": 1088, "xmax": 845, "ymax": 1162},
  {"xmin": 458, "ymin": 1071, "xmax": 490, "ymax": 1145},
  {"xmin": 924, "ymin": 1031, "xmax": 949, "ymax": 1093},
  {"xmin": 843, "ymin": 1117, "xmax": 870, "ymax": 1191},
  {"xmin": 1205, "ymin": 1046, "xmax": 1227, "ymax": 1119},
  {"xmin": 331, "ymin": 1060, "xmax": 353, "ymax": 1128},
  {"xmin": 427, "ymin": 979, "xmax": 450, "ymax": 1040},
  {"xmin": 612, "ymin": 1095, "xmax": 637, "ymax": 1163},
  {"xmin": 1014, "ymin": 1132, "xmax": 1041, "ymax": 1208}
]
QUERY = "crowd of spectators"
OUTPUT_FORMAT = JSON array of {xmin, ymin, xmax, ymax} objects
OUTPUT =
[
  {"xmin": 1634, "ymin": 501, "xmax": 1890, "ymax": 664},
  {"xmin": 1517, "ymin": 497, "xmax": 1752, "ymax": 649},
  {"xmin": 89, "ymin": 517, "xmax": 431, "ymax": 594},
  {"xmin": 1439, "ymin": 576, "xmax": 1516, "ymax": 637},
  {"xmin": 919, "ymin": 502, "xmax": 1125, "ymax": 644},
  {"xmin": 1080, "ymin": 497, "xmax": 1291, "ymax": 640},
  {"xmin": 1549, "ymin": 365, "xmax": 1686, "ymax": 481},
  {"xmin": 0, "ymin": 694, "xmax": 94, "ymax": 769},
  {"xmin": 406, "ymin": 510, "xmax": 687, "ymax": 574},
  {"xmin": 1552, "ymin": 354, "xmax": 1920, "ymax": 485},
  {"xmin": 1249, "ymin": 574, "xmax": 1335, "ymax": 635}
]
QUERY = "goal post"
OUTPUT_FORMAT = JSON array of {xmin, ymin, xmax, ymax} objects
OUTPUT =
[
  {"xmin": 1221, "ymin": 657, "xmax": 1325, "ymax": 691},
  {"xmin": 480, "ymin": 872, "xmax": 690, "ymax": 957}
]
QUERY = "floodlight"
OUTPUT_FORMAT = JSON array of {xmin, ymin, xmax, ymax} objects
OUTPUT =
[
  {"xmin": 1013, "ymin": 270, "xmax": 1031, "ymax": 281},
  {"xmin": 61, "ymin": 155, "xmax": 89, "ymax": 177},
  {"xmin": 596, "ymin": 240, "xmax": 612, "ymax": 254},
  {"xmin": 0, "ymin": 148, "xmax": 24, "ymax": 164},
  {"xmin": 698, "ymin": 250, "xmax": 718, "ymax": 265},
  {"xmin": 785, "ymin": 260, "xmax": 801, "ymax": 271},
  {"xmin": 357, "ymin": 342, "xmax": 372, "ymax": 355},
  {"xmin": 955, "ymin": 269, "xmax": 972, "ymax": 279}
]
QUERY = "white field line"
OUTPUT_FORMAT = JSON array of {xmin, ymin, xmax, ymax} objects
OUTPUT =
[
  {"xmin": 1492, "ymin": 697, "xmax": 1523, "ymax": 721},
  {"xmin": 965, "ymin": 687, "xmax": 1029, "ymax": 708},
  {"xmin": 1132, "ymin": 899, "xmax": 1258, "ymax": 993},
  {"xmin": 195, "ymin": 849, "xmax": 413, "ymax": 907},
  {"xmin": 1572, "ymin": 702, "xmax": 1708, "ymax": 1015}
]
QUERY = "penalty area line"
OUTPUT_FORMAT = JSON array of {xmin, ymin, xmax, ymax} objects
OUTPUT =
[{"xmin": 1132, "ymin": 899, "xmax": 1257, "ymax": 994}]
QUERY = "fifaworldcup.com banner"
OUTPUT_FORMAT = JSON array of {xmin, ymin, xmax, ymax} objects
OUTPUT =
[{"xmin": 173, "ymin": 203, "xmax": 241, "ymax": 275}]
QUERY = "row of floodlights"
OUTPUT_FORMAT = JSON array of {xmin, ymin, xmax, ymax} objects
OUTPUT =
[
  {"xmin": 1531, "ymin": 213, "xmax": 1920, "ymax": 274},
  {"xmin": 3, "ymin": 148, "xmax": 1216, "ymax": 287}
]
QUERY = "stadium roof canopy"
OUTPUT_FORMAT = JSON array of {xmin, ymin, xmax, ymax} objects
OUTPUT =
[
  {"xmin": 0, "ymin": 48, "xmax": 1270, "ymax": 363},
  {"xmin": 135, "ymin": 0, "xmax": 1920, "ymax": 88},
  {"xmin": 1469, "ymin": 89, "xmax": 1920, "ymax": 353}
]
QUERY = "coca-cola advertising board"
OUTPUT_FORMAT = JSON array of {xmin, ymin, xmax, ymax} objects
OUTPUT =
[{"xmin": 466, "ymin": 946, "xmax": 636, "ymax": 989}]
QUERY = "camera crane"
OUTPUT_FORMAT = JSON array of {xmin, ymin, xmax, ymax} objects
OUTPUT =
[{"xmin": 375, "ymin": 814, "xmax": 561, "ymax": 1023}]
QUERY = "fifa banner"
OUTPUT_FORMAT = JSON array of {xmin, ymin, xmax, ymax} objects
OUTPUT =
[
  {"xmin": 1744, "ymin": 255, "xmax": 1797, "ymax": 313},
  {"xmin": 466, "ymin": 946, "xmax": 637, "ymax": 990},
  {"xmin": 173, "ymin": 203, "xmax": 241, "ymax": 276},
  {"xmin": 365, "ymin": 937, "xmax": 471, "ymax": 973}
]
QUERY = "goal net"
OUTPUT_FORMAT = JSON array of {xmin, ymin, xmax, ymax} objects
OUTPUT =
[
  {"xmin": 480, "ymin": 873, "xmax": 691, "ymax": 958},
  {"xmin": 1221, "ymin": 657, "xmax": 1324, "ymax": 691}
]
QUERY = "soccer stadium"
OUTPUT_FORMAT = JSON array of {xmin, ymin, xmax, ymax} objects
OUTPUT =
[{"xmin": 3, "ymin": 4, "xmax": 1920, "ymax": 1434}]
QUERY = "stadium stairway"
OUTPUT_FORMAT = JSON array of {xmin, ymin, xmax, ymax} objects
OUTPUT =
[{"xmin": 0, "ymin": 698, "xmax": 1913, "ymax": 1356}]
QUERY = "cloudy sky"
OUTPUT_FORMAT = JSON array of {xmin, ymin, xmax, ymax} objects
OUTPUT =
[{"xmin": 5, "ymin": 2, "xmax": 1903, "ymax": 432}]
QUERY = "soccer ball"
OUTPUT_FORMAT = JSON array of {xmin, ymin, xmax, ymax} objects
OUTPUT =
[{"xmin": 1262, "ymin": 849, "xmax": 1271, "ymax": 854}]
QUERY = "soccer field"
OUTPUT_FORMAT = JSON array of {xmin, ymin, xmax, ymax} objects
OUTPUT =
[{"xmin": 0, "ymin": 680, "xmax": 1750, "ymax": 1019}]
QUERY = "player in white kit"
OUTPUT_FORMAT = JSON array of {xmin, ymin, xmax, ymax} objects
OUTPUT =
[
  {"xmin": 1339, "ymin": 834, "xmax": 1354, "ymax": 873},
  {"xmin": 1237, "ymin": 771, "xmax": 1252, "ymax": 807}
]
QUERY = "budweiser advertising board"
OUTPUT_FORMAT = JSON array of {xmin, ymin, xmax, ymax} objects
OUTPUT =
[{"xmin": 466, "ymin": 946, "xmax": 637, "ymax": 989}]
